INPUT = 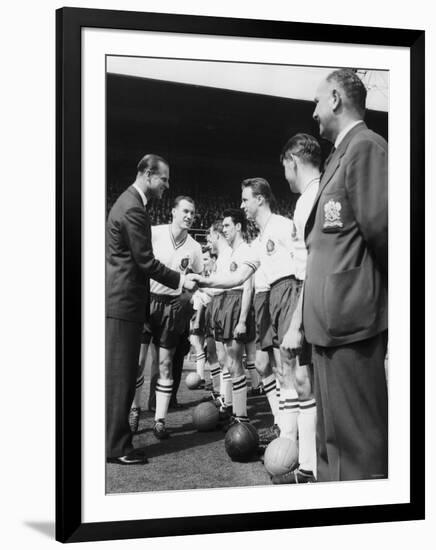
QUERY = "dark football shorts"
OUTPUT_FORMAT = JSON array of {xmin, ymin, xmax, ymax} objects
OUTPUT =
[
  {"xmin": 269, "ymin": 276, "xmax": 303, "ymax": 349},
  {"xmin": 214, "ymin": 289, "xmax": 255, "ymax": 343},
  {"xmin": 298, "ymin": 334, "xmax": 312, "ymax": 366},
  {"xmin": 203, "ymin": 298, "xmax": 216, "ymax": 339},
  {"xmin": 253, "ymin": 290, "xmax": 273, "ymax": 351},
  {"xmin": 147, "ymin": 293, "xmax": 186, "ymax": 349},
  {"xmin": 205, "ymin": 294, "xmax": 223, "ymax": 340}
]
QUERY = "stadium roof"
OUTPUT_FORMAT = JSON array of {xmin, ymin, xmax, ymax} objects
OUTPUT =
[{"xmin": 107, "ymin": 56, "xmax": 389, "ymax": 112}]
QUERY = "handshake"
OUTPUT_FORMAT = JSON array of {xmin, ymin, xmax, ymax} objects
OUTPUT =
[{"xmin": 182, "ymin": 273, "xmax": 207, "ymax": 291}]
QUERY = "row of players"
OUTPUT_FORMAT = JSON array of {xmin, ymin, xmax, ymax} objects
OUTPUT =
[{"xmin": 128, "ymin": 133, "xmax": 321, "ymax": 484}]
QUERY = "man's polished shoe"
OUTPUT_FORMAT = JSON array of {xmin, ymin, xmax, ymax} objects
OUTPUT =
[
  {"xmin": 271, "ymin": 468, "xmax": 316, "ymax": 484},
  {"xmin": 107, "ymin": 450, "xmax": 148, "ymax": 465},
  {"xmin": 153, "ymin": 419, "xmax": 170, "ymax": 439}
]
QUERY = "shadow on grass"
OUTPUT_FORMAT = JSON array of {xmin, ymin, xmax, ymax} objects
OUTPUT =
[
  {"xmin": 131, "ymin": 394, "xmax": 272, "ymax": 460},
  {"xmin": 106, "ymin": 367, "xmax": 275, "ymax": 492}
]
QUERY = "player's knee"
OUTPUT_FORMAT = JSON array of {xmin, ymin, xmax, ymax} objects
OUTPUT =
[
  {"xmin": 255, "ymin": 358, "xmax": 270, "ymax": 377},
  {"xmin": 293, "ymin": 376, "xmax": 311, "ymax": 399},
  {"xmin": 217, "ymin": 349, "xmax": 226, "ymax": 366},
  {"xmin": 226, "ymin": 359, "xmax": 236, "ymax": 376}
]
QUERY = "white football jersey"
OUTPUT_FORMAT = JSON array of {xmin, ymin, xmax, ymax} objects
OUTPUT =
[
  {"xmin": 292, "ymin": 178, "xmax": 319, "ymax": 281},
  {"xmin": 244, "ymin": 214, "xmax": 296, "ymax": 285},
  {"xmin": 149, "ymin": 224, "xmax": 203, "ymax": 296},
  {"xmin": 219, "ymin": 240, "xmax": 255, "ymax": 291},
  {"xmin": 252, "ymin": 238, "xmax": 270, "ymax": 293}
]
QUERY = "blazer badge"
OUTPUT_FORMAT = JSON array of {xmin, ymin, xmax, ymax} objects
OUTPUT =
[
  {"xmin": 323, "ymin": 199, "xmax": 343, "ymax": 229},
  {"xmin": 229, "ymin": 261, "xmax": 238, "ymax": 272}
]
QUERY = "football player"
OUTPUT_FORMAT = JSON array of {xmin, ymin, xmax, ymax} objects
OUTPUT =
[
  {"xmin": 130, "ymin": 196, "xmax": 203, "ymax": 439},
  {"xmin": 195, "ymin": 180, "xmax": 301, "ymax": 442}
]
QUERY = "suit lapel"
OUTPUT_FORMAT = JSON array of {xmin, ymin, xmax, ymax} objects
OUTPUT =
[{"xmin": 305, "ymin": 122, "xmax": 367, "ymax": 239}]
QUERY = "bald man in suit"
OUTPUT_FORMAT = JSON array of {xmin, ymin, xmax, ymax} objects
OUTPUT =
[{"xmin": 303, "ymin": 69, "xmax": 388, "ymax": 481}]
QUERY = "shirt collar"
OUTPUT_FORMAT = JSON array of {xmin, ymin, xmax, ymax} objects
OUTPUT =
[
  {"xmin": 334, "ymin": 120, "xmax": 364, "ymax": 149},
  {"xmin": 301, "ymin": 176, "xmax": 320, "ymax": 195},
  {"xmin": 132, "ymin": 183, "xmax": 147, "ymax": 207}
]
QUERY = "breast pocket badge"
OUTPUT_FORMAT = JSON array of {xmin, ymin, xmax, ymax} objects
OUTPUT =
[{"xmin": 323, "ymin": 199, "xmax": 344, "ymax": 232}]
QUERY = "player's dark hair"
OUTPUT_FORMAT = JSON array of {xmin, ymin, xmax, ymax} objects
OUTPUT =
[
  {"xmin": 241, "ymin": 177, "xmax": 274, "ymax": 205},
  {"xmin": 280, "ymin": 133, "xmax": 322, "ymax": 169},
  {"xmin": 136, "ymin": 153, "xmax": 169, "ymax": 174},
  {"xmin": 326, "ymin": 68, "xmax": 367, "ymax": 115},
  {"xmin": 173, "ymin": 195, "xmax": 196, "ymax": 209},
  {"xmin": 223, "ymin": 208, "xmax": 247, "ymax": 233}
]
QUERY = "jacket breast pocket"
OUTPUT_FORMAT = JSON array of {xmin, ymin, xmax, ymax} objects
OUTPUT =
[{"xmin": 323, "ymin": 266, "xmax": 378, "ymax": 337}]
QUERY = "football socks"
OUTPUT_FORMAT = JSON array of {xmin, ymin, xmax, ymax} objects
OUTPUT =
[
  {"xmin": 278, "ymin": 386, "xmax": 299, "ymax": 441},
  {"xmin": 155, "ymin": 378, "xmax": 173, "ymax": 422},
  {"xmin": 298, "ymin": 398, "xmax": 317, "ymax": 475}
]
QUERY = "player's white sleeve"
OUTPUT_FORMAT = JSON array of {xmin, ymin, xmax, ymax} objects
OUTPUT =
[
  {"xmin": 193, "ymin": 244, "xmax": 204, "ymax": 274},
  {"xmin": 242, "ymin": 241, "xmax": 260, "ymax": 272}
]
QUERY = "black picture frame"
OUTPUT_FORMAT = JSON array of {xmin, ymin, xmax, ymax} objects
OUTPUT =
[{"xmin": 56, "ymin": 6, "xmax": 425, "ymax": 543}]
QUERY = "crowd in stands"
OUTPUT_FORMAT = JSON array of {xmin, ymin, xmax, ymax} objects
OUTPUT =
[{"xmin": 107, "ymin": 182, "xmax": 296, "ymax": 233}]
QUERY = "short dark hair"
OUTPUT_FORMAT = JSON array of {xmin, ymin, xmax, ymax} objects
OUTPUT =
[
  {"xmin": 173, "ymin": 195, "xmax": 195, "ymax": 209},
  {"xmin": 223, "ymin": 208, "xmax": 247, "ymax": 233},
  {"xmin": 241, "ymin": 177, "xmax": 274, "ymax": 205},
  {"xmin": 280, "ymin": 133, "xmax": 322, "ymax": 169},
  {"xmin": 136, "ymin": 153, "xmax": 169, "ymax": 174},
  {"xmin": 326, "ymin": 68, "xmax": 367, "ymax": 114}
]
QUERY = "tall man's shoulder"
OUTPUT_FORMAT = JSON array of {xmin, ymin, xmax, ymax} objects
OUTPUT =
[{"xmin": 346, "ymin": 124, "xmax": 388, "ymax": 154}]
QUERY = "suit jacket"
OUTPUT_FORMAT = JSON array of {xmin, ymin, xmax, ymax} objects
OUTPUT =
[
  {"xmin": 303, "ymin": 122, "xmax": 388, "ymax": 347},
  {"xmin": 106, "ymin": 186, "xmax": 180, "ymax": 323}
]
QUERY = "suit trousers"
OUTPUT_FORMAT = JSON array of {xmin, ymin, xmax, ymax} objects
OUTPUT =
[
  {"xmin": 106, "ymin": 317, "xmax": 143, "ymax": 458},
  {"xmin": 313, "ymin": 330, "xmax": 388, "ymax": 481}
]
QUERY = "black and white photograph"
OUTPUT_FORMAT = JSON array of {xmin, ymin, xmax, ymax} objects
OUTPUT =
[
  {"xmin": 53, "ymin": 6, "xmax": 425, "ymax": 543},
  {"xmin": 105, "ymin": 56, "xmax": 389, "ymax": 493},
  {"xmin": 1, "ymin": 0, "xmax": 432, "ymax": 547}
]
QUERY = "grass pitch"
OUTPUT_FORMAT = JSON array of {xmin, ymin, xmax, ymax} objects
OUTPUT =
[{"xmin": 106, "ymin": 359, "xmax": 273, "ymax": 494}]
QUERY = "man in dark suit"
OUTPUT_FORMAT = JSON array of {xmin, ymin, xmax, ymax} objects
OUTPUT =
[
  {"xmin": 106, "ymin": 153, "xmax": 197, "ymax": 465},
  {"xmin": 303, "ymin": 69, "xmax": 388, "ymax": 481}
]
